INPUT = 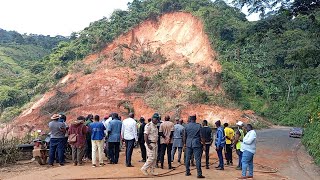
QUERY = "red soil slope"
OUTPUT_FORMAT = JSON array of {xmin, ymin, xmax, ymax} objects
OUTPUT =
[{"xmin": 3, "ymin": 12, "xmax": 254, "ymax": 136}]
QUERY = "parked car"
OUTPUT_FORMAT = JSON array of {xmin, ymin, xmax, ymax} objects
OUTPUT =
[{"xmin": 289, "ymin": 127, "xmax": 304, "ymax": 138}]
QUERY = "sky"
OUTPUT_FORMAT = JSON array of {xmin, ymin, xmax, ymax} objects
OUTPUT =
[{"xmin": 0, "ymin": 0, "xmax": 260, "ymax": 37}]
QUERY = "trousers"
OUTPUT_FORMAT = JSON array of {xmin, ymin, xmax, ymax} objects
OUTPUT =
[
  {"xmin": 141, "ymin": 143, "xmax": 158, "ymax": 171},
  {"xmin": 242, "ymin": 150, "xmax": 254, "ymax": 177},
  {"xmin": 48, "ymin": 138, "xmax": 65, "ymax": 165},
  {"xmin": 71, "ymin": 146, "xmax": 85, "ymax": 164},
  {"xmin": 171, "ymin": 147, "xmax": 183, "ymax": 163},
  {"xmin": 108, "ymin": 142, "xmax": 120, "ymax": 163},
  {"xmin": 186, "ymin": 147, "xmax": 202, "ymax": 176},
  {"xmin": 160, "ymin": 143, "xmax": 173, "ymax": 167},
  {"xmin": 92, "ymin": 140, "xmax": 104, "ymax": 165},
  {"xmin": 225, "ymin": 144, "xmax": 233, "ymax": 163},
  {"xmin": 139, "ymin": 141, "xmax": 147, "ymax": 161},
  {"xmin": 125, "ymin": 139, "xmax": 135, "ymax": 166},
  {"xmin": 204, "ymin": 144, "xmax": 211, "ymax": 167}
]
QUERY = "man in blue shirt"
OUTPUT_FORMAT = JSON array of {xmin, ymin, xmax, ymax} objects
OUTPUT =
[
  {"xmin": 215, "ymin": 120, "xmax": 226, "ymax": 170},
  {"xmin": 184, "ymin": 114, "xmax": 205, "ymax": 178},
  {"xmin": 107, "ymin": 113, "xmax": 122, "ymax": 164},
  {"xmin": 89, "ymin": 115, "xmax": 106, "ymax": 167}
]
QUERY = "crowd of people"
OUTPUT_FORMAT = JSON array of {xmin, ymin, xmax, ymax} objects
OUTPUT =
[{"xmin": 47, "ymin": 112, "xmax": 257, "ymax": 179}]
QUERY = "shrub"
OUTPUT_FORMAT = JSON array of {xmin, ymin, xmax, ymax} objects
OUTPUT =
[
  {"xmin": 124, "ymin": 75, "xmax": 150, "ymax": 93},
  {"xmin": 0, "ymin": 135, "xmax": 21, "ymax": 166},
  {"xmin": 188, "ymin": 85, "xmax": 209, "ymax": 104},
  {"xmin": 0, "ymin": 107, "xmax": 22, "ymax": 123}
]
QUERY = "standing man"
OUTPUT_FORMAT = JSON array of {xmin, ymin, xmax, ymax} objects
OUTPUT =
[
  {"xmin": 234, "ymin": 121, "xmax": 245, "ymax": 170},
  {"xmin": 215, "ymin": 120, "xmax": 226, "ymax": 170},
  {"xmin": 239, "ymin": 124, "xmax": 257, "ymax": 179},
  {"xmin": 200, "ymin": 120, "xmax": 213, "ymax": 169},
  {"xmin": 141, "ymin": 113, "xmax": 160, "ymax": 176},
  {"xmin": 108, "ymin": 113, "xmax": 122, "ymax": 164},
  {"xmin": 121, "ymin": 113, "xmax": 138, "ymax": 167},
  {"xmin": 171, "ymin": 117, "xmax": 184, "ymax": 164},
  {"xmin": 224, "ymin": 123, "xmax": 235, "ymax": 165},
  {"xmin": 103, "ymin": 114, "xmax": 113, "ymax": 159},
  {"xmin": 184, "ymin": 114, "xmax": 205, "ymax": 178},
  {"xmin": 48, "ymin": 114, "xmax": 66, "ymax": 166},
  {"xmin": 84, "ymin": 114, "xmax": 93, "ymax": 161},
  {"xmin": 138, "ymin": 117, "xmax": 147, "ymax": 162},
  {"xmin": 159, "ymin": 115, "xmax": 174, "ymax": 169},
  {"xmin": 89, "ymin": 115, "xmax": 106, "ymax": 167}
]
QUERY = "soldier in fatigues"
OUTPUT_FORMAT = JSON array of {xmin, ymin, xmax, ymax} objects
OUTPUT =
[{"xmin": 141, "ymin": 113, "xmax": 159, "ymax": 176}]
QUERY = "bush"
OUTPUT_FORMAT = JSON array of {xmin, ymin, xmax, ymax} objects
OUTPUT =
[
  {"xmin": 0, "ymin": 107, "xmax": 22, "ymax": 123},
  {"xmin": 188, "ymin": 85, "xmax": 209, "ymax": 104},
  {"xmin": 0, "ymin": 135, "xmax": 21, "ymax": 166},
  {"xmin": 124, "ymin": 75, "xmax": 150, "ymax": 93}
]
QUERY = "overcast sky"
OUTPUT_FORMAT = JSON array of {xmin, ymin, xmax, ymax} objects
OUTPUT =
[{"xmin": 0, "ymin": 0, "xmax": 259, "ymax": 37}]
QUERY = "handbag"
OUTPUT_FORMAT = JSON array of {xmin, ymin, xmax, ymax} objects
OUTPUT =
[{"xmin": 68, "ymin": 133, "xmax": 78, "ymax": 143}]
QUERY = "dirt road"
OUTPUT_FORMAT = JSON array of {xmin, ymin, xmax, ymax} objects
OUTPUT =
[{"xmin": 0, "ymin": 127, "xmax": 318, "ymax": 180}]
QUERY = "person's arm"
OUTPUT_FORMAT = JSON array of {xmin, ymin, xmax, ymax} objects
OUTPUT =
[
  {"xmin": 233, "ymin": 130, "xmax": 240, "ymax": 145},
  {"xmin": 243, "ymin": 131, "xmax": 256, "ymax": 145},
  {"xmin": 134, "ymin": 121, "xmax": 138, "ymax": 141},
  {"xmin": 143, "ymin": 125, "xmax": 153, "ymax": 150},
  {"xmin": 121, "ymin": 122, "xmax": 124, "ymax": 140},
  {"xmin": 200, "ymin": 128, "xmax": 205, "ymax": 145},
  {"xmin": 158, "ymin": 124, "xmax": 165, "ymax": 138},
  {"xmin": 183, "ymin": 128, "xmax": 187, "ymax": 148},
  {"xmin": 216, "ymin": 129, "xmax": 222, "ymax": 148},
  {"xmin": 210, "ymin": 129, "xmax": 213, "ymax": 145}
]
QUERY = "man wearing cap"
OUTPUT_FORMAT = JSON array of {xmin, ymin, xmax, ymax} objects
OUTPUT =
[
  {"xmin": 234, "ymin": 121, "xmax": 245, "ymax": 170},
  {"xmin": 184, "ymin": 114, "xmax": 205, "ymax": 178},
  {"xmin": 48, "ymin": 114, "xmax": 66, "ymax": 166},
  {"xmin": 215, "ymin": 120, "xmax": 226, "ymax": 170},
  {"xmin": 171, "ymin": 117, "xmax": 184, "ymax": 164},
  {"xmin": 121, "ymin": 113, "xmax": 138, "ymax": 167},
  {"xmin": 141, "ymin": 113, "xmax": 159, "ymax": 176}
]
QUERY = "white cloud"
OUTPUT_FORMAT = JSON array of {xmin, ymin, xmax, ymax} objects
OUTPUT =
[{"xmin": 0, "ymin": 0, "xmax": 130, "ymax": 36}]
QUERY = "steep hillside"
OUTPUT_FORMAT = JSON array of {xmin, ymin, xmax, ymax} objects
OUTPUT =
[{"xmin": 5, "ymin": 12, "xmax": 253, "ymax": 136}]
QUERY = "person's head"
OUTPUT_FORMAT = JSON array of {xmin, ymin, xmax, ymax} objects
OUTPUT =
[
  {"xmin": 246, "ymin": 124, "xmax": 253, "ymax": 132},
  {"xmin": 175, "ymin": 117, "xmax": 180, "ymax": 124},
  {"xmin": 236, "ymin": 121, "xmax": 244, "ymax": 129},
  {"xmin": 202, "ymin": 120, "xmax": 208, "ymax": 126},
  {"xmin": 51, "ymin": 114, "xmax": 60, "ymax": 121},
  {"xmin": 152, "ymin": 113, "xmax": 160, "ymax": 125},
  {"xmin": 180, "ymin": 119, "xmax": 184, "ymax": 124},
  {"xmin": 86, "ymin": 114, "xmax": 93, "ymax": 121},
  {"xmin": 112, "ymin": 113, "xmax": 119, "ymax": 120},
  {"xmin": 104, "ymin": 115, "xmax": 109, "ymax": 120},
  {"xmin": 165, "ymin": 115, "xmax": 170, "ymax": 121},
  {"xmin": 189, "ymin": 114, "xmax": 196, "ymax": 123},
  {"xmin": 129, "ymin": 112, "xmax": 134, "ymax": 119},
  {"xmin": 77, "ymin": 116, "xmax": 86, "ymax": 123},
  {"xmin": 59, "ymin": 114, "xmax": 66, "ymax": 122},
  {"xmin": 148, "ymin": 118, "xmax": 152, "ymax": 123},
  {"xmin": 94, "ymin": 115, "xmax": 100, "ymax": 122},
  {"xmin": 140, "ymin": 117, "xmax": 145, "ymax": 123},
  {"xmin": 224, "ymin": 123, "xmax": 229, "ymax": 128},
  {"xmin": 215, "ymin": 120, "xmax": 221, "ymax": 127}
]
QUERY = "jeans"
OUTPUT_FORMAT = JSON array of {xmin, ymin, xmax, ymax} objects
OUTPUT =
[
  {"xmin": 186, "ymin": 147, "xmax": 202, "ymax": 176},
  {"xmin": 125, "ymin": 139, "xmax": 135, "ymax": 166},
  {"xmin": 92, "ymin": 140, "xmax": 104, "ymax": 165},
  {"xmin": 216, "ymin": 146, "xmax": 224, "ymax": 168},
  {"xmin": 108, "ymin": 142, "xmax": 120, "ymax": 163},
  {"xmin": 242, "ymin": 150, "xmax": 254, "ymax": 177},
  {"xmin": 204, "ymin": 144, "xmax": 211, "ymax": 167},
  {"xmin": 71, "ymin": 146, "xmax": 85, "ymax": 164},
  {"xmin": 139, "ymin": 141, "xmax": 146, "ymax": 161},
  {"xmin": 171, "ymin": 147, "xmax": 182, "ymax": 163},
  {"xmin": 225, "ymin": 144, "xmax": 233, "ymax": 163},
  {"xmin": 85, "ymin": 134, "xmax": 92, "ymax": 159},
  {"xmin": 160, "ymin": 143, "xmax": 173, "ymax": 167},
  {"xmin": 48, "ymin": 138, "xmax": 65, "ymax": 165},
  {"xmin": 236, "ymin": 149, "xmax": 243, "ymax": 168}
]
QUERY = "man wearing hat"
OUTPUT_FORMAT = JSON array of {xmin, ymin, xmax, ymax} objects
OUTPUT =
[
  {"xmin": 184, "ymin": 114, "xmax": 205, "ymax": 178},
  {"xmin": 234, "ymin": 121, "xmax": 245, "ymax": 170},
  {"xmin": 48, "ymin": 114, "xmax": 66, "ymax": 166},
  {"xmin": 141, "ymin": 113, "xmax": 160, "ymax": 176},
  {"xmin": 215, "ymin": 120, "xmax": 226, "ymax": 170}
]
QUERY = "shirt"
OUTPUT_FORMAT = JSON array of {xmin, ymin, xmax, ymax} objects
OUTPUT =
[
  {"xmin": 144, "ymin": 122, "xmax": 158, "ymax": 142},
  {"xmin": 108, "ymin": 119, "xmax": 122, "ymax": 142},
  {"xmin": 241, "ymin": 130, "xmax": 257, "ymax": 154},
  {"xmin": 224, "ymin": 127, "xmax": 235, "ymax": 144},
  {"xmin": 173, "ymin": 124, "xmax": 184, "ymax": 139},
  {"xmin": 159, "ymin": 121, "xmax": 174, "ymax": 144},
  {"xmin": 103, "ymin": 117, "xmax": 112, "ymax": 136},
  {"xmin": 49, "ymin": 120, "xmax": 66, "ymax": 138},
  {"xmin": 121, "ymin": 118, "xmax": 138, "ymax": 141},
  {"xmin": 68, "ymin": 121, "xmax": 88, "ymax": 148},
  {"xmin": 185, "ymin": 122, "xmax": 202, "ymax": 148},
  {"xmin": 200, "ymin": 126, "xmax": 213, "ymax": 144},
  {"xmin": 138, "ymin": 122, "xmax": 146, "ymax": 143},
  {"xmin": 89, "ymin": 122, "xmax": 106, "ymax": 140},
  {"xmin": 215, "ymin": 126, "xmax": 226, "ymax": 148}
]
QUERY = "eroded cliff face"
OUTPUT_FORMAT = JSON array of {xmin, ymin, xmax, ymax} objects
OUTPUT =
[{"xmin": 6, "ymin": 12, "xmax": 253, "ymax": 137}]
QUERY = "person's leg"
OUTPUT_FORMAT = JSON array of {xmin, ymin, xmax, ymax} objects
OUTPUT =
[
  {"xmin": 128, "ymin": 139, "xmax": 135, "ymax": 166},
  {"xmin": 227, "ymin": 144, "xmax": 232, "ymax": 164},
  {"xmin": 98, "ymin": 140, "xmax": 104, "ymax": 165},
  {"xmin": 48, "ymin": 138, "xmax": 58, "ymax": 165},
  {"xmin": 241, "ymin": 151, "xmax": 250, "ymax": 177},
  {"xmin": 108, "ymin": 142, "xmax": 114, "ymax": 163},
  {"xmin": 78, "ymin": 147, "xmax": 85, "ymax": 165},
  {"xmin": 167, "ymin": 143, "xmax": 173, "ymax": 168},
  {"xmin": 115, "ymin": 142, "xmax": 120, "ymax": 163},
  {"xmin": 125, "ymin": 140, "xmax": 129, "ymax": 165},
  {"xmin": 194, "ymin": 147, "xmax": 203, "ymax": 177},
  {"xmin": 185, "ymin": 147, "xmax": 192, "ymax": 175},
  {"xmin": 72, "ymin": 146, "xmax": 77, "ymax": 164},
  {"xmin": 160, "ymin": 144, "xmax": 166, "ymax": 168},
  {"xmin": 171, "ymin": 146, "xmax": 176, "ymax": 162},
  {"xmin": 139, "ymin": 141, "xmax": 146, "ymax": 161},
  {"xmin": 57, "ymin": 138, "xmax": 65, "ymax": 165},
  {"xmin": 217, "ymin": 147, "xmax": 224, "ymax": 168},
  {"xmin": 248, "ymin": 153, "xmax": 254, "ymax": 177},
  {"xmin": 177, "ymin": 147, "xmax": 182, "ymax": 163},
  {"xmin": 91, "ymin": 140, "xmax": 97, "ymax": 166},
  {"xmin": 205, "ymin": 144, "xmax": 210, "ymax": 168}
]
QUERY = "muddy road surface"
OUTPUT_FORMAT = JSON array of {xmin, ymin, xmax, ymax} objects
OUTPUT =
[{"xmin": 0, "ymin": 127, "xmax": 318, "ymax": 180}]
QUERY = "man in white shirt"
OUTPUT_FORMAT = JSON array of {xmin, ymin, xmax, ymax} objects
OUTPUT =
[
  {"xmin": 121, "ymin": 112, "xmax": 138, "ymax": 167},
  {"xmin": 239, "ymin": 124, "xmax": 257, "ymax": 179}
]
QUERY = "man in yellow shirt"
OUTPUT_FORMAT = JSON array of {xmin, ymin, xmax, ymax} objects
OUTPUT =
[{"xmin": 224, "ymin": 123, "xmax": 235, "ymax": 165}]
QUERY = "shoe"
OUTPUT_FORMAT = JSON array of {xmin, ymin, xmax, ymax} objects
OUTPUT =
[
  {"xmin": 230, "ymin": 162, "xmax": 233, "ymax": 166},
  {"xmin": 78, "ymin": 163, "xmax": 84, "ymax": 166},
  {"xmin": 99, "ymin": 163, "xmax": 105, "ymax": 167},
  {"xmin": 216, "ymin": 167, "xmax": 224, "ymax": 170},
  {"xmin": 226, "ymin": 162, "xmax": 230, "ymax": 166},
  {"xmin": 247, "ymin": 176, "xmax": 253, "ymax": 179},
  {"xmin": 140, "ymin": 168, "xmax": 148, "ymax": 175},
  {"xmin": 150, "ymin": 169, "xmax": 158, "ymax": 176},
  {"xmin": 186, "ymin": 172, "xmax": 192, "ymax": 176},
  {"xmin": 92, "ymin": 164, "xmax": 96, "ymax": 167},
  {"xmin": 59, "ymin": 164, "xmax": 64, "ymax": 166},
  {"xmin": 236, "ymin": 166, "xmax": 242, "ymax": 170},
  {"xmin": 108, "ymin": 162, "xmax": 114, "ymax": 164},
  {"xmin": 237, "ymin": 177, "xmax": 247, "ymax": 179},
  {"xmin": 215, "ymin": 166, "xmax": 221, "ymax": 169},
  {"xmin": 197, "ymin": 175, "xmax": 205, "ymax": 178},
  {"xmin": 73, "ymin": 163, "xmax": 77, "ymax": 166},
  {"xmin": 191, "ymin": 163, "xmax": 196, "ymax": 166},
  {"xmin": 160, "ymin": 164, "xmax": 164, "ymax": 169},
  {"xmin": 48, "ymin": 164, "xmax": 54, "ymax": 167},
  {"xmin": 127, "ymin": 164, "xmax": 134, "ymax": 167},
  {"xmin": 206, "ymin": 166, "xmax": 209, "ymax": 169}
]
